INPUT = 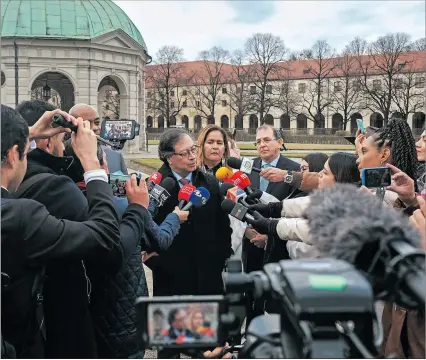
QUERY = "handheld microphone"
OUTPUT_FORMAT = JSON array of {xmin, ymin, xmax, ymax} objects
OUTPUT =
[
  {"xmin": 221, "ymin": 199, "xmax": 255, "ymax": 223},
  {"xmin": 227, "ymin": 157, "xmax": 262, "ymax": 174},
  {"xmin": 215, "ymin": 167, "xmax": 233, "ymax": 182},
  {"xmin": 305, "ymin": 183, "xmax": 426, "ymax": 310},
  {"xmin": 149, "ymin": 177, "xmax": 176, "ymax": 207},
  {"xmin": 147, "ymin": 172, "xmax": 163, "ymax": 192},
  {"xmin": 230, "ymin": 171, "xmax": 259, "ymax": 200},
  {"xmin": 220, "ymin": 182, "xmax": 250, "ymax": 207},
  {"xmin": 178, "ymin": 184, "xmax": 196, "ymax": 209},
  {"xmin": 182, "ymin": 187, "xmax": 210, "ymax": 211}
]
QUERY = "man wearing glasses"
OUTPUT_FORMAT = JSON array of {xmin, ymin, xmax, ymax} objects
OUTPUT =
[
  {"xmin": 243, "ymin": 124, "xmax": 300, "ymax": 329},
  {"xmin": 144, "ymin": 127, "xmax": 232, "ymax": 300}
]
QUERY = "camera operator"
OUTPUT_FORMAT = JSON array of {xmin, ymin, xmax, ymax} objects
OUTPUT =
[{"xmin": 1, "ymin": 104, "xmax": 122, "ymax": 358}]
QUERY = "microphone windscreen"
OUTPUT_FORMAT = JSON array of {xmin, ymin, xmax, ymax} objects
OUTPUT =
[
  {"xmin": 220, "ymin": 182, "xmax": 235, "ymax": 197},
  {"xmin": 305, "ymin": 184, "xmax": 422, "ymax": 264},
  {"xmin": 216, "ymin": 167, "xmax": 233, "ymax": 181},
  {"xmin": 178, "ymin": 184, "xmax": 196, "ymax": 202},
  {"xmin": 221, "ymin": 198, "xmax": 236, "ymax": 214},
  {"xmin": 227, "ymin": 157, "xmax": 243, "ymax": 170},
  {"xmin": 188, "ymin": 187, "xmax": 210, "ymax": 207},
  {"xmin": 148, "ymin": 172, "xmax": 162, "ymax": 185},
  {"xmin": 160, "ymin": 177, "xmax": 176, "ymax": 193},
  {"xmin": 231, "ymin": 171, "xmax": 251, "ymax": 190}
]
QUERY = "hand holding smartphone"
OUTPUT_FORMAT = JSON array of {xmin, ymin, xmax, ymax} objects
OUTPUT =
[{"xmin": 356, "ymin": 119, "xmax": 365, "ymax": 134}]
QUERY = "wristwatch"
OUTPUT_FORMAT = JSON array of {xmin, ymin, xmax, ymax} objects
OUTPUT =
[{"xmin": 284, "ymin": 170, "xmax": 293, "ymax": 184}]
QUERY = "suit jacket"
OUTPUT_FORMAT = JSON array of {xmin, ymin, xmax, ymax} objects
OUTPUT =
[{"xmin": 103, "ymin": 147, "xmax": 128, "ymax": 174}]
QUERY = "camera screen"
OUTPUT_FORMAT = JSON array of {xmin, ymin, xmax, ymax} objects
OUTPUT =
[
  {"xmin": 103, "ymin": 120, "xmax": 134, "ymax": 140},
  {"xmin": 147, "ymin": 302, "xmax": 219, "ymax": 346},
  {"xmin": 363, "ymin": 168, "xmax": 392, "ymax": 188},
  {"xmin": 109, "ymin": 174, "xmax": 129, "ymax": 197}
]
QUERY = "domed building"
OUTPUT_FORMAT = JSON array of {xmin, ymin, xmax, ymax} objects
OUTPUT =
[{"xmin": 1, "ymin": 0, "xmax": 150, "ymax": 152}]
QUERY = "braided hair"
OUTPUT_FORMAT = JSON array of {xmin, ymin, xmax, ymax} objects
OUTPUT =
[{"xmin": 375, "ymin": 118, "xmax": 418, "ymax": 189}]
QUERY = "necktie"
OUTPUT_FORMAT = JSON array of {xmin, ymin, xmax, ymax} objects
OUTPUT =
[
  {"xmin": 260, "ymin": 163, "xmax": 272, "ymax": 191},
  {"xmin": 179, "ymin": 178, "xmax": 190, "ymax": 186}
]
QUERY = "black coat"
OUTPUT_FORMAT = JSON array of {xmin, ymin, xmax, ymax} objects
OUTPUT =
[{"xmin": 145, "ymin": 164, "xmax": 232, "ymax": 296}]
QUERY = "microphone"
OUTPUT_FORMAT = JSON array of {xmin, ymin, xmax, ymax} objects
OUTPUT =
[
  {"xmin": 220, "ymin": 182, "xmax": 250, "ymax": 207},
  {"xmin": 178, "ymin": 184, "xmax": 196, "ymax": 209},
  {"xmin": 150, "ymin": 177, "xmax": 176, "ymax": 207},
  {"xmin": 182, "ymin": 187, "xmax": 210, "ymax": 211},
  {"xmin": 227, "ymin": 157, "xmax": 262, "ymax": 174},
  {"xmin": 215, "ymin": 167, "xmax": 233, "ymax": 182},
  {"xmin": 230, "ymin": 171, "xmax": 258, "ymax": 199},
  {"xmin": 147, "ymin": 171, "xmax": 162, "ymax": 192},
  {"xmin": 305, "ymin": 183, "xmax": 425, "ymax": 310},
  {"xmin": 221, "ymin": 199, "xmax": 255, "ymax": 223}
]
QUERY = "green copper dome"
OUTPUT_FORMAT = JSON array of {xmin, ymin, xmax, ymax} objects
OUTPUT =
[{"xmin": 1, "ymin": 0, "xmax": 147, "ymax": 50}]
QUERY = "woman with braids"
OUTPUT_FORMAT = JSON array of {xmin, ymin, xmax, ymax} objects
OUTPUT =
[{"xmin": 415, "ymin": 126, "xmax": 425, "ymax": 191}]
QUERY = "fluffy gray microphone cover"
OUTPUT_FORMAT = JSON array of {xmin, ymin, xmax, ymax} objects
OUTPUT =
[{"xmin": 304, "ymin": 184, "xmax": 421, "ymax": 265}]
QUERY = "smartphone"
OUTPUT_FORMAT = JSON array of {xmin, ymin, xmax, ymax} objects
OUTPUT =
[
  {"xmin": 361, "ymin": 167, "xmax": 392, "ymax": 188},
  {"xmin": 356, "ymin": 119, "xmax": 365, "ymax": 134},
  {"xmin": 108, "ymin": 174, "xmax": 130, "ymax": 197},
  {"xmin": 101, "ymin": 119, "xmax": 139, "ymax": 141},
  {"xmin": 136, "ymin": 296, "xmax": 225, "ymax": 350}
]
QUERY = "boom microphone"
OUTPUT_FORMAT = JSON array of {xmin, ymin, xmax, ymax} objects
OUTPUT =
[
  {"xmin": 178, "ymin": 184, "xmax": 196, "ymax": 209},
  {"xmin": 147, "ymin": 171, "xmax": 162, "ymax": 192},
  {"xmin": 227, "ymin": 157, "xmax": 261, "ymax": 174},
  {"xmin": 305, "ymin": 183, "xmax": 426, "ymax": 310},
  {"xmin": 182, "ymin": 187, "xmax": 210, "ymax": 211}
]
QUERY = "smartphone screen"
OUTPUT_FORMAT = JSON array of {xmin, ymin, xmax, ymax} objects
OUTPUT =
[
  {"xmin": 356, "ymin": 119, "xmax": 365, "ymax": 134},
  {"xmin": 362, "ymin": 167, "xmax": 392, "ymax": 188},
  {"xmin": 109, "ymin": 174, "xmax": 130, "ymax": 197},
  {"xmin": 102, "ymin": 120, "xmax": 135, "ymax": 141}
]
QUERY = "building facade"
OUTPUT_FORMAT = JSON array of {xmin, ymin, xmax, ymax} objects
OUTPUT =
[{"xmin": 1, "ymin": 0, "xmax": 150, "ymax": 153}]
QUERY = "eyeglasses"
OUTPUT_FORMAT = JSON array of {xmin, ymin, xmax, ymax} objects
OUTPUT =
[
  {"xmin": 173, "ymin": 145, "xmax": 199, "ymax": 158},
  {"xmin": 254, "ymin": 138, "xmax": 277, "ymax": 146},
  {"xmin": 300, "ymin": 165, "xmax": 309, "ymax": 172}
]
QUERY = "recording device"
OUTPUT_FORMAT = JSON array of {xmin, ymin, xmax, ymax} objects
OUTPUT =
[
  {"xmin": 178, "ymin": 184, "xmax": 196, "ymax": 209},
  {"xmin": 227, "ymin": 157, "xmax": 262, "ymax": 175},
  {"xmin": 150, "ymin": 177, "xmax": 176, "ymax": 207},
  {"xmin": 356, "ymin": 119, "xmax": 365, "ymax": 134},
  {"xmin": 230, "ymin": 171, "xmax": 258, "ymax": 198},
  {"xmin": 100, "ymin": 119, "xmax": 140, "ymax": 141},
  {"xmin": 305, "ymin": 183, "xmax": 426, "ymax": 310},
  {"xmin": 147, "ymin": 172, "xmax": 163, "ymax": 192},
  {"xmin": 182, "ymin": 187, "xmax": 210, "ymax": 211},
  {"xmin": 220, "ymin": 183, "xmax": 250, "ymax": 207},
  {"xmin": 108, "ymin": 174, "xmax": 141, "ymax": 198},
  {"xmin": 136, "ymin": 295, "xmax": 226, "ymax": 350},
  {"xmin": 215, "ymin": 167, "xmax": 233, "ymax": 182},
  {"xmin": 52, "ymin": 114, "xmax": 115, "ymax": 146},
  {"xmin": 361, "ymin": 167, "xmax": 392, "ymax": 189},
  {"xmin": 221, "ymin": 199, "xmax": 254, "ymax": 222}
]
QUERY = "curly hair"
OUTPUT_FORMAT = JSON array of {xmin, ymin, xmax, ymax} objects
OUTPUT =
[
  {"xmin": 196, "ymin": 125, "xmax": 230, "ymax": 168},
  {"xmin": 375, "ymin": 118, "xmax": 418, "ymax": 187}
]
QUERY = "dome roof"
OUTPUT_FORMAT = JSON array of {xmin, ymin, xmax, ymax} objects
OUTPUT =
[{"xmin": 1, "ymin": 0, "xmax": 147, "ymax": 50}]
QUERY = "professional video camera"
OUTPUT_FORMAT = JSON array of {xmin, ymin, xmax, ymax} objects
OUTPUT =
[{"xmin": 135, "ymin": 258, "xmax": 382, "ymax": 359}]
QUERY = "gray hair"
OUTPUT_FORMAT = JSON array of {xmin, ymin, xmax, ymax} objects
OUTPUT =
[
  {"xmin": 158, "ymin": 128, "xmax": 191, "ymax": 163},
  {"xmin": 256, "ymin": 124, "xmax": 282, "ymax": 140}
]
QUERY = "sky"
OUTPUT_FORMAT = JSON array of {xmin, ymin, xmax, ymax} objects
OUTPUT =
[{"xmin": 115, "ymin": 0, "xmax": 425, "ymax": 62}]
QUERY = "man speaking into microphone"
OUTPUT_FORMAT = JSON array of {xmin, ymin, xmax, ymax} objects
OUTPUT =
[{"xmin": 145, "ymin": 128, "xmax": 232, "ymax": 298}]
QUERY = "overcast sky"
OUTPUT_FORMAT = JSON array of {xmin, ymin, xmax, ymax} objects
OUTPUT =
[{"xmin": 115, "ymin": 0, "xmax": 425, "ymax": 61}]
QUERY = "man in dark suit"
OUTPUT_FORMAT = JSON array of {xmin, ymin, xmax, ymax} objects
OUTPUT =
[{"xmin": 243, "ymin": 124, "xmax": 300, "ymax": 326}]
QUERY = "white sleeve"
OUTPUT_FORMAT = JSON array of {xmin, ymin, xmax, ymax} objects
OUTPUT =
[
  {"xmin": 276, "ymin": 217, "xmax": 312, "ymax": 244},
  {"xmin": 280, "ymin": 196, "xmax": 311, "ymax": 218},
  {"xmin": 286, "ymin": 241, "xmax": 313, "ymax": 259}
]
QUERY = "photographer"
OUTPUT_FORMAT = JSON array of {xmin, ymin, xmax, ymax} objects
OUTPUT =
[{"xmin": 1, "ymin": 105, "xmax": 122, "ymax": 358}]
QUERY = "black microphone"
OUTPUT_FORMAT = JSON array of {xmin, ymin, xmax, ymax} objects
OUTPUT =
[
  {"xmin": 149, "ymin": 177, "xmax": 176, "ymax": 207},
  {"xmin": 221, "ymin": 199, "xmax": 255, "ymax": 222},
  {"xmin": 227, "ymin": 157, "xmax": 262, "ymax": 174},
  {"xmin": 305, "ymin": 183, "xmax": 426, "ymax": 310}
]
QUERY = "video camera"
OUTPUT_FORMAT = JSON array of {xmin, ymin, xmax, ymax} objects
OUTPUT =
[{"xmin": 135, "ymin": 258, "xmax": 381, "ymax": 358}]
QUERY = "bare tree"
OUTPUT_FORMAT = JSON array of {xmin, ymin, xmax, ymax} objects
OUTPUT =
[
  {"xmin": 187, "ymin": 46, "xmax": 230, "ymax": 121},
  {"xmin": 391, "ymin": 64, "xmax": 425, "ymax": 120},
  {"xmin": 276, "ymin": 75, "xmax": 302, "ymax": 120},
  {"xmin": 146, "ymin": 45, "xmax": 186, "ymax": 127},
  {"xmin": 226, "ymin": 50, "xmax": 253, "ymax": 126},
  {"xmin": 31, "ymin": 87, "xmax": 61, "ymax": 108},
  {"xmin": 329, "ymin": 50, "xmax": 363, "ymax": 130},
  {"xmin": 244, "ymin": 33, "xmax": 288, "ymax": 123},
  {"xmin": 408, "ymin": 37, "xmax": 426, "ymax": 51},
  {"xmin": 102, "ymin": 87, "xmax": 120, "ymax": 119},
  {"xmin": 300, "ymin": 40, "xmax": 337, "ymax": 128},
  {"xmin": 349, "ymin": 33, "xmax": 413, "ymax": 123},
  {"xmin": 289, "ymin": 48, "xmax": 314, "ymax": 61}
]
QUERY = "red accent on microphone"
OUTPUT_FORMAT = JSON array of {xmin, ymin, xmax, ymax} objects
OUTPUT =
[
  {"xmin": 178, "ymin": 184, "xmax": 196, "ymax": 202},
  {"xmin": 148, "ymin": 172, "xmax": 162, "ymax": 185},
  {"xmin": 230, "ymin": 171, "xmax": 251, "ymax": 190}
]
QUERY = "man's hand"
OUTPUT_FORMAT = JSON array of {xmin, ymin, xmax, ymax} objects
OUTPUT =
[
  {"xmin": 141, "ymin": 251, "xmax": 158, "ymax": 263},
  {"xmin": 29, "ymin": 109, "xmax": 77, "ymax": 140},
  {"xmin": 126, "ymin": 175, "xmax": 149, "ymax": 208},
  {"xmin": 71, "ymin": 118, "xmax": 99, "ymax": 171},
  {"xmin": 250, "ymin": 233, "xmax": 268, "ymax": 249},
  {"xmin": 386, "ymin": 164, "xmax": 416, "ymax": 205},
  {"xmin": 260, "ymin": 168, "xmax": 287, "ymax": 183},
  {"xmin": 173, "ymin": 206, "xmax": 189, "ymax": 223},
  {"xmin": 203, "ymin": 345, "xmax": 232, "ymax": 359},
  {"xmin": 409, "ymin": 196, "xmax": 426, "ymax": 251}
]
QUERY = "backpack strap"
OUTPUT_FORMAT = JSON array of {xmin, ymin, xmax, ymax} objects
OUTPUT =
[{"xmin": 14, "ymin": 173, "xmax": 54, "ymax": 198}]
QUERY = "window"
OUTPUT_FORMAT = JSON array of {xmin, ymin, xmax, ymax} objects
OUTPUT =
[
  {"xmin": 303, "ymin": 69, "xmax": 310, "ymax": 75},
  {"xmin": 373, "ymin": 80, "xmax": 382, "ymax": 91},
  {"xmin": 266, "ymin": 85, "xmax": 272, "ymax": 94},
  {"xmin": 334, "ymin": 81, "xmax": 342, "ymax": 92},
  {"xmin": 147, "ymin": 91, "xmax": 152, "ymax": 98},
  {"xmin": 1, "ymin": 71, "xmax": 5, "ymax": 87},
  {"xmin": 222, "ymin": 100, "xmax": 227, "ymax": 107},
  {"xmin": 182, "ymin": 90, "xmax": 187, "ymax": 96},
  {"xmin": 415, "ymin": 76, "xmax": 425, "ymax": 88},
  {"xmin": 170, "ymin": 90, "xmax": 175, "ymax": 97},
  {"xmin": 196, "ymin": 101, "xmax": 200, "ymax": 107},
  {"xmin": 352, "ymin": 80, "xmax": 361, "ymax": 91},
  {"xmin": 394, "ymin": 78, "xmax": 403, "ymax": 89},
  {"xmin": 183, "ymin": 100, "xmax": 187, "ymax": 107},
  {"xmin": 171, "ymin": 101, "xmax": 175, "ymax": 108},
  {"xmin": 222, "ymin": 87, "xmax": 227, "ymax": 94},
  {"xmin": 250, "ymin": 86, "xmax": 256, "ymax": 95},
  {"xmin": 298, "ymin": 83, "xmax": 306, "ymax": 93}
]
